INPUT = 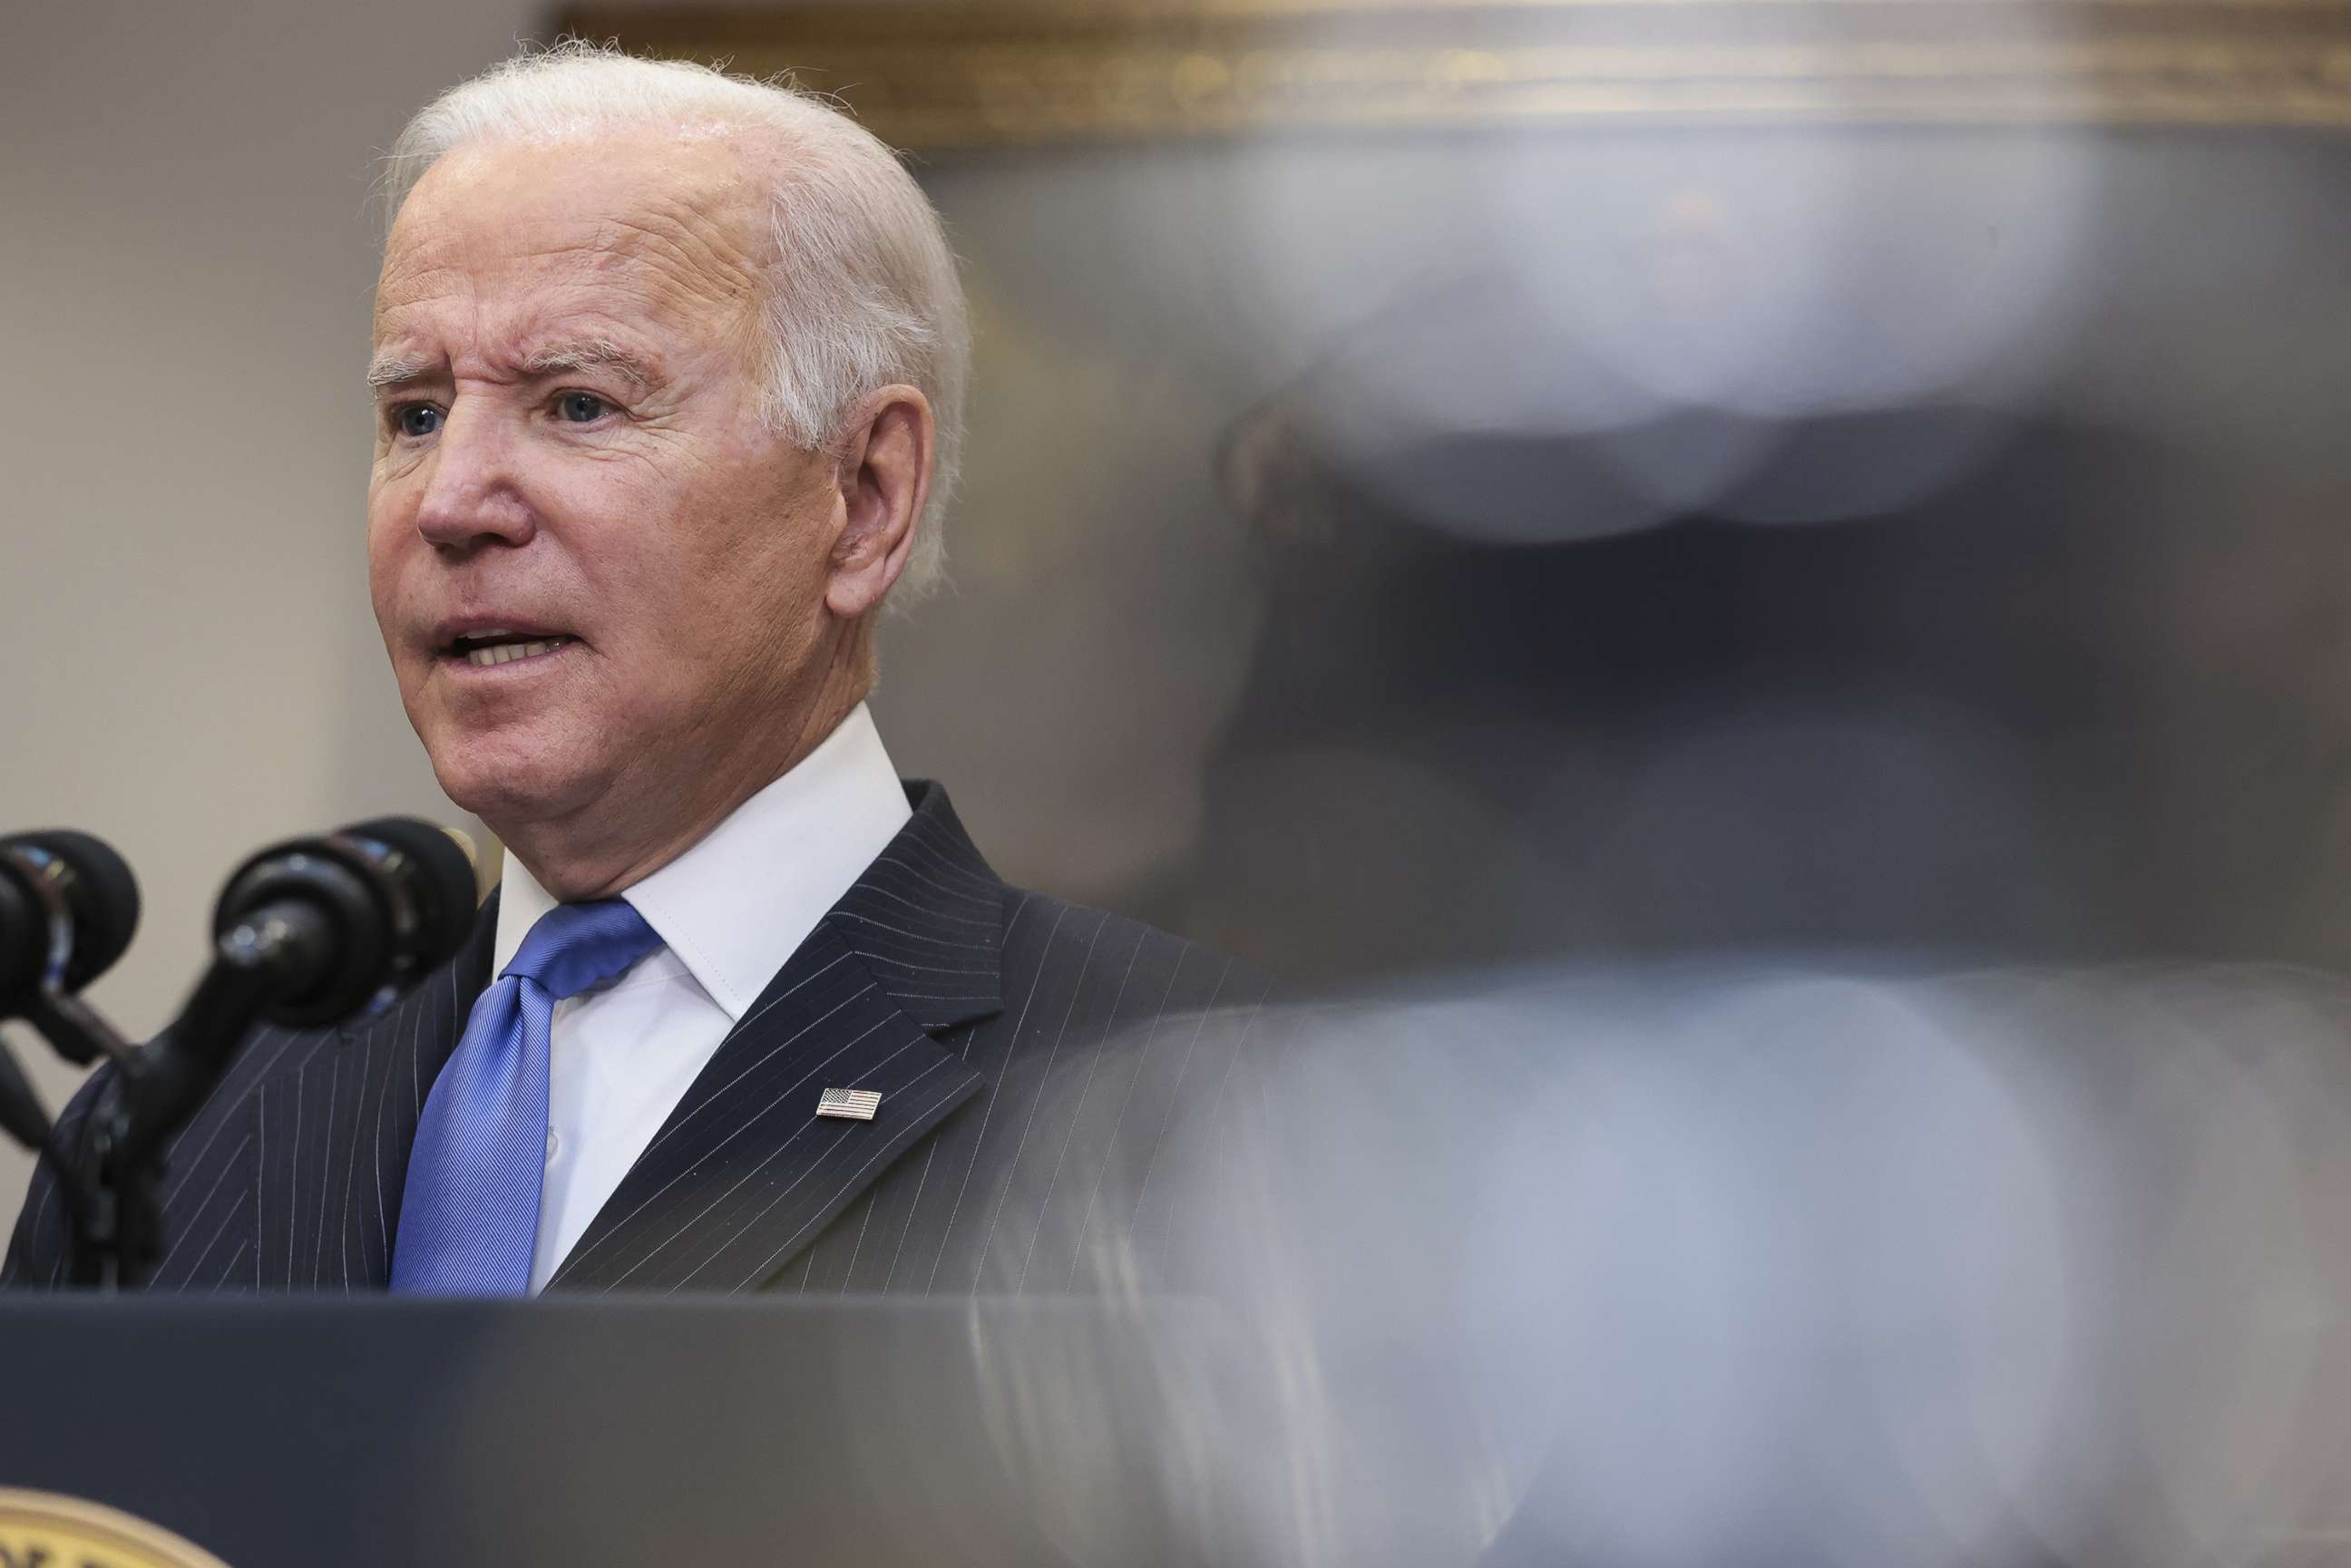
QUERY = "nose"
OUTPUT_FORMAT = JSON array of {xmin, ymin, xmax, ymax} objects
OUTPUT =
[{"xmin": 411, "ymin": 396, "xmax": 538, "ymax": 552}]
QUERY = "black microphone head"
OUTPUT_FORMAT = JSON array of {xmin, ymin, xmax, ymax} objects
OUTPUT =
[
  {"xmin": 334, "ymin": 817, "xmax": 481, "ymax": 973},
  {"xmin": 4, "ymin": 829, "xmax": 141, "ymax": 992},
  {"xmin": 211, "ymin": 817, "xmax": 481, "ymax": 1028}
]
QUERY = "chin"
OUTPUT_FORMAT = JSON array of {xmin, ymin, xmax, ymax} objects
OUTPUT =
[{"xmin": 422, "ymin": 725, "xmax": 605, "ymax": 835}]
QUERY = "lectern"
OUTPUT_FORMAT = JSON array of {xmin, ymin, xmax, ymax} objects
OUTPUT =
[{"xmin": 0, "ymin": 1298, "xmax": 1231, "ymax": 1567}]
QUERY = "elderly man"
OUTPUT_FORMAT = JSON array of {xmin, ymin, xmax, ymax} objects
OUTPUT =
[{"xmin": 5, "ymin": 44, "xmax": 1271, "ymax": 1294}]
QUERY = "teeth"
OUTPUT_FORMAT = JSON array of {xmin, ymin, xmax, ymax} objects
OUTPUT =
[{"xmin": 464, "ymin": 638, "xmax": 567, "ymax": 667}]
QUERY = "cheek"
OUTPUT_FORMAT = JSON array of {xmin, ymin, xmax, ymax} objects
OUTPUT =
[
  {"xmin": 715, "ymin": 455, "xmax": 839, "ymax": 605},
  {"xmin": 571, "ymin": 461, "xmax": 767, "ymax": 621},
  {"xmin": 365, "ymin": 476, "xmax": 439, "ymax": 688},
  {"xmin": 551, "ymin": 508, "xmax": 672, "ymax": 642},
  {"xmin": 364, "ymin": 500, "xmax": 407, "ymax": 637}
]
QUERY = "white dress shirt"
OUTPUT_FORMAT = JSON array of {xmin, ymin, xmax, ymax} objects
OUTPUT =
[{"xmin": 492, "ymin": 703, "xmax": 912, "ymax": 1291}]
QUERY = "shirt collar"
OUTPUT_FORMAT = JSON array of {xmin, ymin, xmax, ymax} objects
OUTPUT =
[{"xmin": 490, "ymin": 703, "xmax": 912, "ymax": 1021}]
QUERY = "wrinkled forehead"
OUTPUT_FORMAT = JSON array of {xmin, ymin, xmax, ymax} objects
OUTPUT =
[{"xmin": 373, "ymin": 131, "xmax": 771, "ymax": 345}]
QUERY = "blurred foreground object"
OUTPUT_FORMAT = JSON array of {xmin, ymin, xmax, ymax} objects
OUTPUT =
[
  {"xmin": 1020, "ymin": 957, "xmax": 2351, "ymax": 1568},
  {"xmin": 8, "ymin": 959, "xmax": 2350, "ymax": 1567}
]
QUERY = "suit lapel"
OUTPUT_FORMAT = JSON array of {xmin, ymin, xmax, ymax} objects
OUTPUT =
[
  {"xmin": 549, "ymin": 784, "xmax": 1004, "ymax": 1293},
  {"xmin": 252, "ymin": 898, "xmax": 495, "ymax": 1290}
]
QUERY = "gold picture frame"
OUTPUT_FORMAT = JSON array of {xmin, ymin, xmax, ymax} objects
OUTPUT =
[{"xmin": 558, "ymin": 0, "xmax": 2351, "ymax": 148}]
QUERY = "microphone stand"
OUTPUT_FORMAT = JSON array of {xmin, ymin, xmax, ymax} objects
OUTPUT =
[
  {"xmin": 0, "ymin": 1033, "xmax": 57, "ymax": 1156},
  {"xmin": 2, "ymin": 834, "xmax": 141, "ymax": 1283},
  {"xmin": 17, "ymin": 989, "xmax": 137, "ymax": 1289},
  {"xmin": 60, "ymin": 902, "xmax": 338, "ymax": 1289},
  {"xmin": 16, "ymin": 823, "xmax": 465, "ymax": 1287}
]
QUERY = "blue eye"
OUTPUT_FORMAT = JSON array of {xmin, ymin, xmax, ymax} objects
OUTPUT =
[
  {"xmin": 397, "ymin": 404, "xmax": 443, "ymax": 439},
  {"xmin": 557, "ymin": 392, "xmax": 609, "ymax": 424}
]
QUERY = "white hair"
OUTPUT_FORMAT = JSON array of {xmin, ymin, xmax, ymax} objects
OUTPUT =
[{"xmin": 381, "ymin": 40, "xmax": 969, "ymax": 596}]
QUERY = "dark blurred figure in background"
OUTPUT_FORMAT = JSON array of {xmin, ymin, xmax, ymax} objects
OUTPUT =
[{"xmin": 1156, "ymin": 141, "xmax": 2351, "ymax": 988}]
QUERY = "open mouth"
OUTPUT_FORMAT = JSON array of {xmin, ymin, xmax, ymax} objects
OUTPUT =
[{"xmin": 443, "ymin": 628, "xmax": 580, "ymax": 668}]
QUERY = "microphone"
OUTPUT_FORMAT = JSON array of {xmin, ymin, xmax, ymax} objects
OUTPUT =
[
  {"xmin": 112, "ymin": 818, "xmax": 481, "ymax": 1209},
  {"xmin": 210, "ymin": 816, "xmax": 481, "ymax": 1028},
  {"xmin": 67, "ymin": 819, "xmax": 477, "ymax": 1287},
  {"xmin": 0, "ymin": 829, "xmax": 138, "ymax": 1196},
  {"xmin": 0, "ymin": 830, "xmax": 141, "ymax": 1058}
]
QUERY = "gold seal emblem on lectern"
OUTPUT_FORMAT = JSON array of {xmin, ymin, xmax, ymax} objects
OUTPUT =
[{"xmin": 0, "ymin": 1487, "xmax": 231, "ymax": 1568}]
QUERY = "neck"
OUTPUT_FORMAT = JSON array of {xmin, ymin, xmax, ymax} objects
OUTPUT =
[{"xmin": 495, "ymin": 652, "xmax": 874, "ymax": 902}]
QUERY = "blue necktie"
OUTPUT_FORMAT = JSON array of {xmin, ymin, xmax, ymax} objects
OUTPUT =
[{"xmin": 391, "ymin": 898, "xmax": 661, "ymax": 1295}]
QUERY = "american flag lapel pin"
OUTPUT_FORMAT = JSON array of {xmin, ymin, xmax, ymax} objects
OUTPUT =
[{"xmin": 816, "ymin": 1086, "xmax": 883, "ymax": 1122}]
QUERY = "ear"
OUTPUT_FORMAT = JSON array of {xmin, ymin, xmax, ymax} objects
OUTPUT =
[{"xmin": 825, "ymin": 385, "xmax": 934, "ymax": 621}]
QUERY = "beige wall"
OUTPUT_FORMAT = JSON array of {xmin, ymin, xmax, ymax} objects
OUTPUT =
[{"xmin": 0, "ymin": 1, "xmax": 549, "ymax": 1222}]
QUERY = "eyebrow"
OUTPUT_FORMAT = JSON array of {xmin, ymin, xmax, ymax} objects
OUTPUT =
[
  {"xmin": 365, "ymin": 353, "xmax": 433, "ymax": 392},
  {"xmin": 363, "ymin": 340, "xmax": 659, "ymax": 394},
  {"xmin": 518, "ymin": 339, "xmax": 657, "ymax": 391}
]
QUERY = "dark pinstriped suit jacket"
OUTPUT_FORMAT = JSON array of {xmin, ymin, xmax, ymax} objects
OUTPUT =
[{"xmin": 4, "ymin": 783, "xmax": 1278, "ymax": 1295}]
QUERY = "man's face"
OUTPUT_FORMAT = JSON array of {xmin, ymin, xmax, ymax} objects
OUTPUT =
[{"xmin": 367, "ymin": 130, "xmax": 837, "ymax": 841}]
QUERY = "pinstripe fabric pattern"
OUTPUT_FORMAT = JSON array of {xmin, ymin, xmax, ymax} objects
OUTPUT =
[{"xmin": 4, "ymin": 784, "xmax": 1279, "ymax": 1297}]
